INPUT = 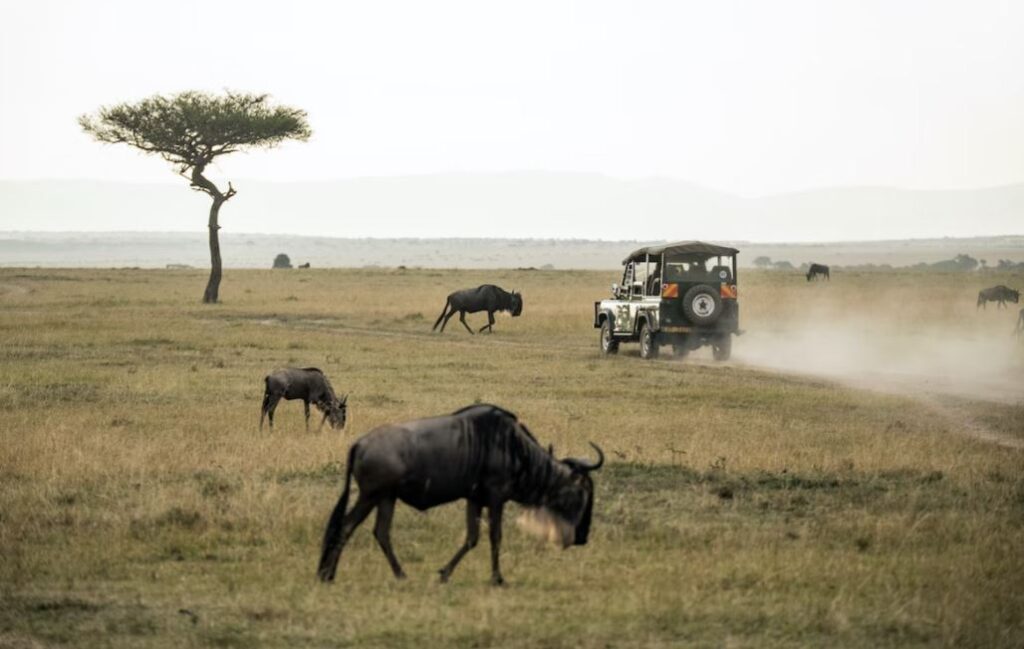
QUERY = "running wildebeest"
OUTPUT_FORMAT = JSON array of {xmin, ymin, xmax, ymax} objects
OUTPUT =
[
  {"xmin": 432, "ymin": 284, "xmax": 523, "ymax": 334},
  {"xmin": 806, "ymin": 263, "xmax": 830, "ymax": 281},
  {"xmin": 977, "ymin": 285, "xmax": 1020, "ymax": 309},
  {"xmin": 260, "ymin": 368, "xmax": 347, "ymax": 432},
  {"xmin": 316, "ymin": 404, "xmax": 603, "ymax": 586}
]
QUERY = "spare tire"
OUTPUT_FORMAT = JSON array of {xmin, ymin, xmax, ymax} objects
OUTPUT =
[{"xmin": 682, "ymin": 284, "xmax": 723, "ymax": 326}]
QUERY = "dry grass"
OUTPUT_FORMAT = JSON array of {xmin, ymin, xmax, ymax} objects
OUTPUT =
[{"xmin": 1, "ymin": 266, "xmax": 1023, "ymax": 648}]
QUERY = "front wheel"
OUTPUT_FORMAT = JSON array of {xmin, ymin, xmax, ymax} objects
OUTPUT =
[
  {"xmin": 712, "ymin": 335, "xmax": 732, "ymax": 361},
  {"xmin": 639, "ymin": 322, "xmax": 659, "ymax": 359},
  {"xmin": 600, "ymin": 319, "xmax": 619, "ymax": 355}
]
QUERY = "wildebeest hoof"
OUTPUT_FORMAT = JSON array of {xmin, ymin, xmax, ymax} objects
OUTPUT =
[
  {"xmin": 490, "ymin": 575, "xmax": 506, "ymax": 587},
  {"xmin": 438, "ymin": 569, "xmax": 451, "ymax": 583},
  {"xmin": 317, "ymin": 570, "xmax": 335, "ymax": 583}
]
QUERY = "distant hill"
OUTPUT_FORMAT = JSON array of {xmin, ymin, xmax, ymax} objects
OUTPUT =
[
  {"xmin": 1, "ymin": 231, "xmax": 1022, "ymax": 270},
  {"xmin": 1, "ymin": 174, "xmax": 1022, "ymax": 241}
]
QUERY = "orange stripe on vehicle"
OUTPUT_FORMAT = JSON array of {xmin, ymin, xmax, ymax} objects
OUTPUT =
[
  {"xmin": 720, "ymin": 284, "xmax": 737, "ymax": 299},
  {"xmin": 661, "ymin": 283, "xmax": 679, "ymax": 298}
]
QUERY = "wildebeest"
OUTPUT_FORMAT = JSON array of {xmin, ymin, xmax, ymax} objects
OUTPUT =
[
  {"xmin": 432, "ymin": 285, "xmax": 523, "ymax": 334},
  {"xmin": 316, "ymin": 404, "xmax": 603, "ymax": 585},
  {"xmin": 260, "ymin": 368, "xmax": 347, "ymax": 432},
  {"xmin": 806, "ymin": 263, "xmax": 830, "ymax": 281},
  {"xmin": 977, "ymin": 285, "xmax": 1020, "ymax": 309}
]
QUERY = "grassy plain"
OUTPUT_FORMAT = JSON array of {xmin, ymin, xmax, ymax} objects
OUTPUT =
[{"xmin": 1, "ymin": 266, "xmax": 1023, "ymax": 648}]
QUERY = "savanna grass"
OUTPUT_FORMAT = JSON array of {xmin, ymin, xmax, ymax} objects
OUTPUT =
[{"xmin": 1, "ymin": 266, "xmax": 1022, "ymax": 648}]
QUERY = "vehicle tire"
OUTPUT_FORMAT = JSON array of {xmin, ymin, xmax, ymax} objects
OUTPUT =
[
  {"xmin": 682, "ymin": 284, "xmax": 723, "ymax": 326},
  {"xmin": 639, "ymin": 322, "xmax": 659, "ymax": 359},
  {"xmin": 600, "ymin": 319, "xmax": 619, "ymax": 355},
  {"xmin": 712, "ymin": 334, "xmax": 732, "ymax": 361}
]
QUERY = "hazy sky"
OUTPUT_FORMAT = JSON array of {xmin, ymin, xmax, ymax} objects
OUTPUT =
[{"xmin": 1, "ymin": 0, "xmax": 1023, "ymax": 197}]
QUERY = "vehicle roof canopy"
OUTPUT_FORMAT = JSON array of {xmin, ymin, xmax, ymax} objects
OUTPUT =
[{"xmin": 622, "ymin": 241, "xmax": 740, "ymax": 264}]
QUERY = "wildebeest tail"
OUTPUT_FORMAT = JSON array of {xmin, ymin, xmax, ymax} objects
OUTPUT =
[
  {"xmin": 432, "ymin": 298, "xmax": 451, "ymax": 331},
  {"xmin": 317, "ymin": 443, "xmax": 358, "ymax": 582}
]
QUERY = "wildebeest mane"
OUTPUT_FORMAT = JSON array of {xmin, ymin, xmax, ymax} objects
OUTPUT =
[
  {"xmin": 450, "ymin": 403, "xmax": 557, "ymax": 501},
  {"xmin": 451, "ymin": 402, "xmax": 518, "ymax": 420}
]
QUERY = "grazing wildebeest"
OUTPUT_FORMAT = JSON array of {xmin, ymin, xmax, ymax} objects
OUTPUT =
[
  {"xmin": 316, "ymin": 404, "xmax": 603, "ymax": 585},
  {"xmin": 977, "ymin": 285, "xmax": 1020, "ymax": 309},
  {"xmin": 806, "ymin": 263, "xmax": 830, "ymax": 281},
  {"xmin": 260, "ymin": 368, "xmax": 347, "ymax": 432},
  {"xmin": 432, "ymin": 285, "xmax": 523, "ymax": 334}
]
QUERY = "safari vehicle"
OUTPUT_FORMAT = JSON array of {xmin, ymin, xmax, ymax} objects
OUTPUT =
[{"xmin": 594, "ymin": 241, "xmax": 739, "ymax": 360}]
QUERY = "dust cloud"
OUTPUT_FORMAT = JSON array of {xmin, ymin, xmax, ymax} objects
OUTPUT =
[{"xmin": 733, "ymin": 315, "xmax": 1024, "ymax": 405}]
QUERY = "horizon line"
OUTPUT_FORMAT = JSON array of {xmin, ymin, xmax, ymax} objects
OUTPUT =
[{"xmin": 2, "ymin": 173, "xmax": 1023, "ymax": 199}]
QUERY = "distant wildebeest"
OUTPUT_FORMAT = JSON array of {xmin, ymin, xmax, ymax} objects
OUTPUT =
[
  {"xmin": 299, "ymin": 262, "xmax": 311, "ymax": 269},
  {"xmin": 432, "ymin": 285, "xmax": 523, "ymax": 334},
  {"xmin": 260, "ymin": 368, "xmax": 347, "ymax": 432},
  {"xmin": 806, "ymin": 263, "xmax": 830, "ymax": 281},
  {"xmin": 316, "ymin": 404, "xmax": 604, "ymax": 585},
  {"xmin": 977, "ymin": 285, "xmax": 1020, "ymax": 309}
]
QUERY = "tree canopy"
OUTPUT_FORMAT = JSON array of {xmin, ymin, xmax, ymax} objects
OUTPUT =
[{"xmin": 79, "ymin": 91, "xmax": 310, "ymax": 179}]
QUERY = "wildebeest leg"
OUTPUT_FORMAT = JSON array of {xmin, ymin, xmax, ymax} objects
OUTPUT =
[
  {"xmin": 459, "ymin": 311, "xmax": 474, "ymax": 335},
  {"xmin": 263, "ymin": 393, "xmax": 283, "ymax": 431},
  {"xmin": 259, "ymin": 391, "xmax": 271, "ymax": 431},
  {"xmin": 304, "ymin": 400, "xmax": 311, "ymax": 432},
  {"xmin": 373, "ymin": 497, "xmax": 406, "ymax": 579},
  {"xmin": 477, "ymin": 311, "xmax": 495, "ymax": 333},
  {"xmin": 440, "ymin": 309, "xmax": 457, "ymax": 333},
  {"xmin": 438, "ymin": 500, "xmax": 482, "ymax": 583},
  {"xmin": 318, "ymin": 409, "xmax": 330, "ymax": 432},
  {"xmin": 487, "ymin": 501, "xmax": 505, "ymax": 586},
  {"xmin": 319, "ymin": 495, "xmax": 377, "ymax": 582}
]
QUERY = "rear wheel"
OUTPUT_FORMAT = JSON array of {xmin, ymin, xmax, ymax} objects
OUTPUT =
[
  {"xmin": 600, "ymin": 319, "xmax": 619, "ymax": 355},
  {"xmin": 712, "ymin": 334, "xmax": 732, "ymax": 361},
  {"xmin": 682, "ymin": 284, "xmax": 723, "ymax": 326},
  {"xmin": 639, "ymin": 322, "xmax": 659, "ymax": 359}
]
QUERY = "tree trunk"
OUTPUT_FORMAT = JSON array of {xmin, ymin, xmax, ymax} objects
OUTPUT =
[
  {"xmin": 191, "ymin": 166, "xmax": 235, "ymax": 304},
  {"xmin": 202, "ymin": 197, "xmax": 224, "ymax": 303}
]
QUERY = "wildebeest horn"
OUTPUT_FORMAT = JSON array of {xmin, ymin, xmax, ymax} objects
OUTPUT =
[
  {"xmin": 566, "ymin": 442, "xmax": 604, "ymax": 472},
  {"xmin": 340, "ymin": 393, "xmax": 348, "ymax": 405}
]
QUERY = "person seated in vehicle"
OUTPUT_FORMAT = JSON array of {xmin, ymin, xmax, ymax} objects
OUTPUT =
[
  {"xmin": 646, "ymin": 262, "xmax": 662, "ymax": 296},
  {"xmin": 710, "ymin": 264, "xmax": 732, "ymax": 281}
]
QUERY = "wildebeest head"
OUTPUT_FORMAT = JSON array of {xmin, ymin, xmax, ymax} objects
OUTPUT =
[
  {"xmin": 326, "ymin": 393, "xmax": 348, "ymax": 430},
  {"xmin": 1010, "ymin": 289, "xmax": 1021, "ymax": 303},
  {"xmin": 510, "ymin": 291, "xmax": 523, "ymax": 317},
  {"xmin": 540, "ymin": 442, "xmax": 604, "ymax": 547}
]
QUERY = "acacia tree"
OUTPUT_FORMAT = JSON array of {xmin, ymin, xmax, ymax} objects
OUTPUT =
[{"xmin": 80, "ymin": 91, "xmax": 311, "ymax": 303}]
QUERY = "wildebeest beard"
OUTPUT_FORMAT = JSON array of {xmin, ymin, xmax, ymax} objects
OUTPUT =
[
  {"xmin": 519, "ymin": 475, "xmax": 593, "ymax": 548},
  {"xmin": 517, "ymin": 507, "xmax": 576, "ymax": 547}
]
